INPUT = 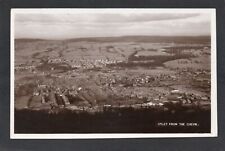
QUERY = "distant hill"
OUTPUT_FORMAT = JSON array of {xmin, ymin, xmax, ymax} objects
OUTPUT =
[
  {"xmin": 15, "ymin": 38, "xmax": 45, "ymax": 43},
  {"xmin": 15, "ymin": 36, "xmax": 210, "ymax": 44}
]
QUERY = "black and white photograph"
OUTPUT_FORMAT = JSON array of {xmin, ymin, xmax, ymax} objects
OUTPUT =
[{"xmin": 10, "ymin": 9, "xmax": 217, "ymax": 139}]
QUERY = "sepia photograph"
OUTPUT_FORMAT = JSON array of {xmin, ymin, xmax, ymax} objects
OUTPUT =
[{"xmin": 10, "ymin": 9, "xmax": 217, "ymax": 139}]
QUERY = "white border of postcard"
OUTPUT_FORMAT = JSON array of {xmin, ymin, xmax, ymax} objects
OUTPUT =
[{"xmin": 10, "ymin": 8, "xmax": 217, "ymax": 139}]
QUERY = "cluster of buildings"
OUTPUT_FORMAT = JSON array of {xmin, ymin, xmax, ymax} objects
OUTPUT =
[
  {"xmin": 98, "ymin": 73, "xmax": 178, "ymax": 89},
  {"xmin": 15, "ymin": 65, "xmax": 36, "ymax": 72},
  {"xmin": 70, "ymin": 59, "xmax": 123, "ymax": 69},
  {"xmin": 22, "ymin": 80, "xmax": 211, "ymax": 113},
  {"xmin": 176, "ymin": 69, "xmax": 211, "ymax": 90},
  {"xmin": 44, "ymin": 57, "xmax": 125, "ymax": 70},
  {"xmin": 28, "ymin": 85, "xmax": 78, "ymax": 109}
]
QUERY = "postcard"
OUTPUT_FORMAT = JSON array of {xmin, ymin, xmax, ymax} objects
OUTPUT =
[{"xmin": 10, "ymin": 8, "xmax": 217, "ymax": 139}]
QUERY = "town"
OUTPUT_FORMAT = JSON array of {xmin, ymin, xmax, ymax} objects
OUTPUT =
[{"xmin": 14, "ymin": 39, "xmax": 211, "ymax": 114}]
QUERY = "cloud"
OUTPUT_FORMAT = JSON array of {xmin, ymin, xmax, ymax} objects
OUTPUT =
[
  {"xmin": 94, "ymin": 13, "xmax": 200, "ymax": 23},
  {"xmin": 15, "ymin": 13, "xmax": 200, "ymax": 24},
  {"xmin": 14, "ymin": 12, "xmax": 211, "ymax": 39}
]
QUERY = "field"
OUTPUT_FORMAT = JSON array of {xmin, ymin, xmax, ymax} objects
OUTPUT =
[{"xmin": 14, "ymin": 36, "xmax": 211, "ymax": 133}]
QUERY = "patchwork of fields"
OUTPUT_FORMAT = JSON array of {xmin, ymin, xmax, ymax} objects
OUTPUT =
[{"xmin": 14, "ymin": 36, "xmax": 211, "ymax": 133}]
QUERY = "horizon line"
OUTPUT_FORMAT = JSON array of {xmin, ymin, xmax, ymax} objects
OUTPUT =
[{"xmin": 14, "ymin": 35, "xmax": 211, "ymax": 41}]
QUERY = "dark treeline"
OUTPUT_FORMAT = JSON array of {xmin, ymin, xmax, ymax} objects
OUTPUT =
[
  {"xmin": 108, "ymin": 53, "xmax": 194, "ymax": 68},
  {"xmin": 129, "ymin": 54, "xmax": 193, "ymax": 62},
  {"xmin": 36, "ymin": 62, "xmax": 72, "ymax": 72},
  {"xmin": 15, "ymin": 108, "xmax": 210, "ymax": 133},
  {"xmin": 164, "ymin": 45, "xmax": 210, "ymax": 50}
]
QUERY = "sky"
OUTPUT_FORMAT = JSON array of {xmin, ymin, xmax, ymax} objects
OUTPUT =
[{"xmin": 13, "ymin": 10, "xmax": 212, "ymax": 39}]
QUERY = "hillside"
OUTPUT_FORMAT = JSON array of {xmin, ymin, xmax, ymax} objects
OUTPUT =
[{"xmin": 15, "ymin": 35, "xmax": 210, "ymax": 44}]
